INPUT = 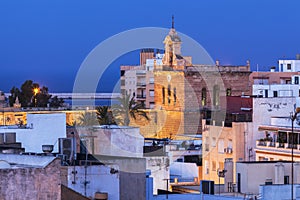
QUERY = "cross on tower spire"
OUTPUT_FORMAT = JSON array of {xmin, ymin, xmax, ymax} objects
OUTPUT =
[{"xmin": 172, "ymin": 15, "xmax": 174, "ymax": 29}]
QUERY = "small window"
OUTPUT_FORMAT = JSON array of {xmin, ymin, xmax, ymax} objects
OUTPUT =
[
  {"xmin": 295, "ymin": 77, "xmax": 299, "ymax": 84},
  {"xmin": 149, "ymin": 78, "xmax": 154, "ymax": 84},
  {"xmin": 287, "ymin": 63, "xmax": 291, "ymax": 70},
  {"xmin": 168, "ymin": 84, "xmax": 171, "ymax": 105},
  {"xmin": 213, "ymin": 85, "xmax": 220, "ymax": 106},
  {"xmin": 218, "ymin": 139, "xmax": 224, "ymax": 153},
  {"xmin": 173, "ymin": 88, "xmax": 177, "ymax": 105},
  {"xmin": 226, "ymin": 88, "xmax": 232, "ymax": 96},
  {"xmin": 212, "ymin": 161, "xmax": 216, "ymax": 171},
  {"xmin": 284, "ymin": 176, "xmax": 289, "ymax": 184},
  {"xmin": 273, "ymin": 91, "xmax": 278, "ymax": 97},
  {"xmin": 149, "ymin": 102, "xmax": 155, "ymax": 109},
  {"xmin": 212, "ymin": 137, "xmax": 216, "ymax": 147},
  {"xmin": 219, "ymin": 162, "xmax": 224, "ymax": 170},
  {"xmin": 265, "ymin": 90, "xmax": 268, "ymax": 98},
  {"xmin": 162, "ymin": 87, "xmax": 165, "ymax": 104},
  {"xmin": 149, "ymin": 90, "xmax": 154, "ymax": 97},
  {"xmin": 201, "ymin": 88, "xmax": 207, "ymax": 106}
]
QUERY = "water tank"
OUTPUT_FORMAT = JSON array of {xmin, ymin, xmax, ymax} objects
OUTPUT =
[{"xmin": 42, "ymin": 145, "xmax": 54, "ymax": 153}]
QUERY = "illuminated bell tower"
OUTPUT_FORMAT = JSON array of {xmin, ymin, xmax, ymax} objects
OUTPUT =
[{"xmin": 162, "ymin": 16, "xmax": 182, "ymax": 67}]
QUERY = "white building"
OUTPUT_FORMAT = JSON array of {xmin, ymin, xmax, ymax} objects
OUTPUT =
[
  {"xmin": 278, "ymin": 55, "xmax": 300, "ymax": 72},
  {"xmin": 0, "ymin": 113, "xmax": 66, "ymax": 153},
  {"xmin": 236, "ymin": 161, "xmax": 300, "ymax": 197},
  {"xmin": 67, "ymin": 164, "xmax": 120, "ymax": 200},
  {"xmin": 253, "ymin": 97, "xmax": 300, "ymax": 162}
]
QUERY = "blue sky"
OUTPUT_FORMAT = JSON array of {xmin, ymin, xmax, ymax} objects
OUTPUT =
[{"xmin": 1, "ymin": 0, "xmax": 300, "ymax": 92}]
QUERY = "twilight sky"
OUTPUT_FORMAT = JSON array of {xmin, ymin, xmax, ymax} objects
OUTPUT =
[{"xmin": 1, "ymin": 0, "xmax": 300, "ymax": 92}]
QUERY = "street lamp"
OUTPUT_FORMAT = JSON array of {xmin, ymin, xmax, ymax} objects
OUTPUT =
[
  {"xmin": 290, "ymin": 107, "xmax": 300, "ymax": 200},
  {"xmin": 33, "ymin": 87, "xmax": 40, "ymax": 107}
]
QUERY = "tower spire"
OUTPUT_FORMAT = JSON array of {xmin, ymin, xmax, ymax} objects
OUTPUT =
[{"xmin": 172, "ymin": 15, "xmax": 174, "ymax": 29}]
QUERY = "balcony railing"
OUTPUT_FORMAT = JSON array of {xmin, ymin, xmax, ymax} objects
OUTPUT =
[
  {"xmin": 256, "ymin": 140, "xmax": 300, "ymax": 152},
  {"xmin": 136, "ymin": 95, "xmax": 146, "ymax": 99},
  {"xmin": 136, "ymin": 82, "xmax": 146, "ymax": 87}
]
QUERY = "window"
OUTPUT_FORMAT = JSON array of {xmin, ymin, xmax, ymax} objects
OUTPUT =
[
  {"xmin": 149, "ymin": 77, "xmax": 154, "ymax": 84},
  {"xmin": 205, "ymin": 160, "xmax": 209, "ymax": 174},
  {"xmin": 133, "ymin": 92, "xmax": 135, "ymax": 97},
  {"xmin": 149, "ymin": 102, "xmax": 155, "ymax": 109},
  {"xmin": 273, "ymin": 91, "xmax": 278, "ymax": 97},
  {"xmin": 173, "ymin": 88, "xmax": 177, "ymax": 105},
  {"xmin": 295, "ymin": 77, "xmax": 299, "ymax": 84},
  {"xmin": 265, "ymin": 90, "xmax": 268, "ymax": 98},
  {"xmin": 168, "ymin": 84, "xmax": 171, "ymax": 105},
  {"xmin": 205, "ymin": 136, "xmax": 209, "ymax": 151},
  {"xmin": 213, "ymin": 85, "xmax": 220, "ymax": 107},
  {"xmin": 201, "ymin": 88, "xmax": 207, "ymax": 106},
  {"xmin": 162, "ymin": 87, "xmax": 165, "ymax": 104},
  {"xmin": 149, "ymin": 90, "xmax": 154, "ymax": 97},
  {"xmin": 218, "ymin": 139, "xmax": 224, "ymax": 153},
  {"xmin": 212, "ymin": 161, "xmax": 216, "ymax": 171},
  {"xmin": 219, "ymin": 162, "xmax": 224, "ymax": 170},
  {"xmin": 254, "ymin": 78, "xmax": 269, "ymax": 85},
  {"xmin": 287, "ymin": 63, "xmax": 291, "ymax": 70},
  {"xmin": 228, "ymin": 139, "xmax": 233, "ymax": 148},
  {"xmin": 284, "ymin": 176, "xmax": 289, "ymax": 184},
  {"xmin": 280, "ymin": 64, "xmax": 283, "ymax": 71},
  {"xmin": 212, "ymin": 137, "xmax": 216, "ymax": 147},
  {"xmin": 226, "ymin": 88, "xmax": 232, "ymax": 96}
]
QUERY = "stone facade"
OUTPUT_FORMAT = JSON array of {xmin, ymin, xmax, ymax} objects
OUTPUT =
[{"xmin": 0, "ymin": 158, "xmax": 66, "ymax": 200}]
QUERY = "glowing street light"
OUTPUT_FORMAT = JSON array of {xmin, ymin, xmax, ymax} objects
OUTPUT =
[
  {"xmin": 33, "ymin": 87, "xmax": 40, "ymax": 107},
  {"xmin": 33, "ymin": 88, "xmax": 40, "ymax": 96}
]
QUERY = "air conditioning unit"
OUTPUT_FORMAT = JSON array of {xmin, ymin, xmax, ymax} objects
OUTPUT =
[{"xmin": 58, "ymin": 138, "xmax": 76, "ymax": 163}]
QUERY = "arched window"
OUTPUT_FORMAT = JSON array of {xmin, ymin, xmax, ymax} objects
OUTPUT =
[
  {"xmin": 162, "ymin": 87, "xmax": 165, "ymax": 104},
  {"xmin": 168, "ymin": 84, "xmax": 171, "ymax": 105},
  {"xmin": 201, "ymin": 88, "xmax": 207, "ymax": 106},
  {"xmin": 173, "ymin": 87, "xmax": 177, "ymax": 105},
  {"xmin": 226, "ymin": 88, "xmax": 231, "ymax": 96},
  {"xmin": 213, "ymin": 85, "xmax": 220, "ymax": 106}
]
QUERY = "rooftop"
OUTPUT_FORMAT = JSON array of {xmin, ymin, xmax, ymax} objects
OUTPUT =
[{"xmin": 0, "ymin": 154, "xmax": 56, "ymax": 169}]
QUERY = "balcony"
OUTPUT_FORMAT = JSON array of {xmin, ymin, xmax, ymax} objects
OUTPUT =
[
  {"xmin": 136, "ymin": 70, "xmax": 146, "ymax": 76},
  {"xmin": 136, "ymin": 95, "xmax": 146, "ymax": 99},
  {"xmin": 256, "ymin": 139, "xmax": 300, "ymax": 155},
  {"xmin": 136, "ymin": 82, "xmax": 146, "ymax": 87}
]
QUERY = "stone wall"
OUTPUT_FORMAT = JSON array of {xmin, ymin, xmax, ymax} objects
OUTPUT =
[{"xmin": 0, "ymin": 158, "xmax": 64, "ymax": 200}]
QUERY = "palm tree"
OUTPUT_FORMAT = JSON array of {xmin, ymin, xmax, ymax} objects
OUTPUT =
[
  {"xmin": 77, "ymin": 111, "xmax": 98, "ymax": 126},
  {"xmin": 95, "ymin": 105, "xmax": 116, "ymax": 125},
  {"xmin": 112, "ymin": 93, "xmax": 149, "ymax": 126}
]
